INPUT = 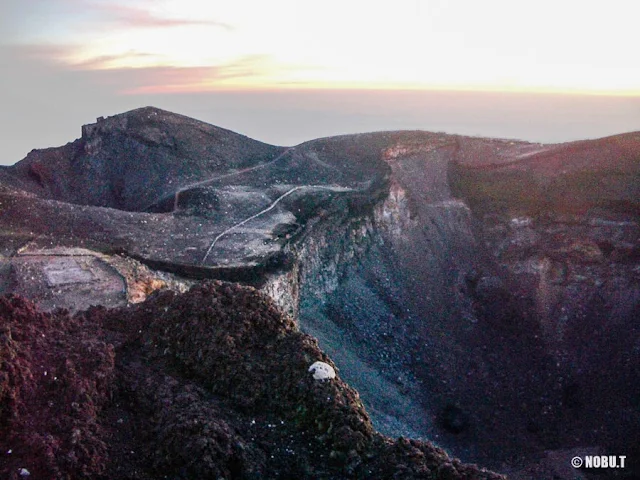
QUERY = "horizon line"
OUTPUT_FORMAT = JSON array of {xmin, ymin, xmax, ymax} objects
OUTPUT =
[{"xmin": 120, "ymin": 83, "xmax": 640, "ymax": 98}]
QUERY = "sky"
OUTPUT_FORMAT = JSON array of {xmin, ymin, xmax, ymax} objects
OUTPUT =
[{"xmin": 1, "ymin": 0, "xmax": 639, "ymax": 164}]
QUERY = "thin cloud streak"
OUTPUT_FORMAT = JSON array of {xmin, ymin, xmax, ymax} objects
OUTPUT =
[
  {"xmin": 118, "ymin": 55, "xmax": 319, "ymax": 94},
  {"xmin": 70, "ymin": 51, "xmax": 159, "ymax": 70},
  {"xmin": 1, "ymin": 45, "xmax": 285, "ymax": 96},
  {"xmin": 94, "ymin": 4, "xmax": 234, "ymax": 31}
]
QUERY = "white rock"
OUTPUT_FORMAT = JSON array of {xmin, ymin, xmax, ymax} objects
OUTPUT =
[
  {"xmin": 510, "ymin": 216, "xmax": 532, "ymax": 228},
  {"xmin": 19, "ymin": 468, "xmax": 30, "ymax": 477},
  {"xmin": 308, "ymin": 361, "xmax": 336, "ymax": 380}
]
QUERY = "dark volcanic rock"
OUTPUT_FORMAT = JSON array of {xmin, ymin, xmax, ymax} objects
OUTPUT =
[
  {"xmin": 3, "ymin": 107, "xmax": 284, "ymax": 212},
  {"xmin": 0, "ymin": 286, "xmax": 503, "ymax": 479},
  {"xmin": 1, "ymin": 108, "xmax": 639, "ymax": 478},
  {"xmin": 0, "ymin": 295, "xmax": 114, "ymax": 479}
]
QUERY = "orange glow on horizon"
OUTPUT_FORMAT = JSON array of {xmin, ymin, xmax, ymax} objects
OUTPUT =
[{"xmin": 121, "ymin": 79, "xmax": 640, "ymax": 98}]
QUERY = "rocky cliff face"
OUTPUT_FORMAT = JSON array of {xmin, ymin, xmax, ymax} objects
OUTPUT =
[
  {"xmin": 1, "ymin": 108, "xmax": 638, "ymax": 478},
  {"xmin": 293, "ymin": 133, "xmax": 640, "ymax": 478}
]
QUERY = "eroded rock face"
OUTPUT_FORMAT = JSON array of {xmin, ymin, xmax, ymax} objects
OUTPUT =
[
  {"xmin": 10, "ymin": 249, "xmax": 126, "ymax": 312},
  {"xmin": 1, "ymin": 246, "xmax": 191, "ymax": 313},
  {"xmin": 0, "ymin": 108, "xmax": 639, "ymax": 478},
  {"xmin": 297, "ymin": 132, "xmax": 640, "ymax": 475}
]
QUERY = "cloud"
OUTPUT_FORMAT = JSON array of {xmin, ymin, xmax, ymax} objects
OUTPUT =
[
  {"xmin": 115, "ymin": 55, "xmax": 279, "ymax": 94},
  {"xmin": 69, "ymin": 51, "xmax": 159, "ymax": 69},
  {"xmin": 116, "ymin": 56, "xmax": 330, "ymax": 94},
  {"xmin": 4, "ymin": 44, "xmax": 320, "ymax": 97},
  {"xmin": 95, "ymin": 4, "xmax": 233, "ymax": 31},
  {"xmin": 2, "ymin": 45, "xmax": 279, "ymax": 95}
]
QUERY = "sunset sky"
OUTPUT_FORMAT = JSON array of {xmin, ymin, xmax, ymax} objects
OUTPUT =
[{"xmin": 1, "ymin": 0, "xmax": 639, "ymax": 164}]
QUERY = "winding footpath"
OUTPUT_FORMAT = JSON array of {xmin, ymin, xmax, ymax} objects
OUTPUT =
[
  {"xmin": 200, "ymin": 184, "xmax": 352, "ymax": 265},
  {"xmin": 172, "ymin": 147, "xmax": 295, "ymax": 211}
]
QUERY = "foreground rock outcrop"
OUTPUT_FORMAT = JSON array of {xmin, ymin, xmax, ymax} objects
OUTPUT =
[
  {"xmin": 0, "ymin": 285, "xmax": 501, "ymax": 479},
  {"xmin": 1, "ymin": 107, "xmax": 639, "ymax": 478}
]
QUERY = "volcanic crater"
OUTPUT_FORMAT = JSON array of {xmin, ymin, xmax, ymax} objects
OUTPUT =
[{"xmin": 1, "ymin": 107, "xmax": 639, "ymax": 479}]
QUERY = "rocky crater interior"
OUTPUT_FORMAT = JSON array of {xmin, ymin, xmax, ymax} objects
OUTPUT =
[{"xmin": 1, "ymin": 107, "xmax": 638, "ymax": 479}]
